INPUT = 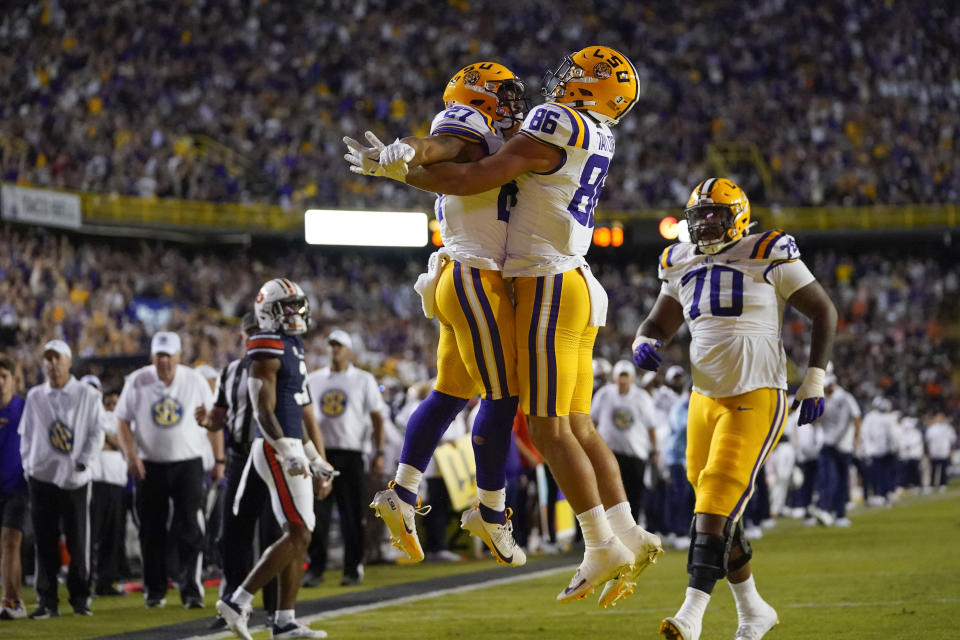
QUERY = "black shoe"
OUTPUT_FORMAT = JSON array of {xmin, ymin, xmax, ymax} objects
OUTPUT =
[
  {"xmin": 95, "ymin": 584, "xmax": 126, "ymax": 597},
  {"xmin": 340, "ymin": 574, "xmax": 362, "ymax": 586},
  {"xmin": 73, "ymin": 603, "xmax": 93, "ymax": 616},
  {"xmin": 145, "ymin": 597, "xmax": 167, "ymax": 609},
  {"xmin": 208, "ymin": 615, "xmax": 228, "ymax": 630},
  {"xmin": 301, "ymin": 571, "xmax": 324, "ymax": 587},
  {"xmin": 183, "ymin": 598, "xmax": 205, "ymax": 610},
  {"xmin": 29, "ymin": 605, "xmax": 60, "ymax": 619}
]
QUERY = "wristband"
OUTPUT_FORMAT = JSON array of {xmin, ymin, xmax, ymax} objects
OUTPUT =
[{"xmin": 215, "ymin": 458, "xmax": 227, "ymax": 464}]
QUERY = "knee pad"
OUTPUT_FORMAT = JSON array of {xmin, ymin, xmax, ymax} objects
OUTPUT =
[
  {"xmin": 687, "ymin": 517, "xmax": 733, "ymax": 583},
  {"xmin": 727, "ymin": 519, "xmax": 754, "ymax": 572}
]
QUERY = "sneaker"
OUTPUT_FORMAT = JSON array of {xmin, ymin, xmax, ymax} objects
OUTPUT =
[
  {"xmin": 73, "ymin": 603, "xmax": 93, "ymax": 616},
  {"xmin": 145, "ymin": 597, "xmax": 167, "ymax": 609},
  {"xmin": 460, "ymin": 506, "xmax": 527, "ymax": 567},
  {"xmin": 369, "ymin": 482, "xmax": 430, "ymax": 563},
  {"xmin": 835, "ymin": 517, "xmax": 852, "ymax": 528},
  {"xmin": 659, "ymin": 614, "xmax": 701, "ymax": 640},
  {"xmin": 802, "ymin": 517, "xmax": 818, "ymax": 527},
  {"xmin": 271, "ymin": 620, "xmax": 329, "ymax": 638},
  {"xmin": 95, "ymin": 584, "xmax": 126, "ymax": 597},
  {"xmin": 340, "ymin": 574, "xmax": 362, "ymax": 587},
  {"xmin": 216, "ymin": 596, "xmax": 253, "ymax": 640},
  {"xmin": 744, "ymin": 524, "xmax": 764, "ymax": 539},
  {"xmin": 183, "ymin": 597, "xmax": 205, "ymax": 609},
  {"xmin": 812, "ymin": 507, "xmax": 835, "ymax": 527},
  {"xmin": 734, "ymin": 601, "xmax": 778, "ymax": 639},
  {"xmin": 28, "ymin": 605, "xmax": 60, "ymax": 619},
  {"xmin": 425, "ymin": 549, "xmax": 466, "ymax": 562},
  {"xmin": 599, "ymin": 525, "xmax": 663, "ymax": 608},
  {"xmin": 301, "ymin": 570, "xmax": 324, "ymax": 587},
  {"xmin": 0, "ymin": 599, "xmax": 27, "ymax": 620},
  {"xmin": 556, "ymin": 537, "xmax": 634, "ymax": 603}
]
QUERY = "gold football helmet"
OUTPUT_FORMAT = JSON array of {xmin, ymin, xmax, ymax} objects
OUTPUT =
[
  {"xmin": 443, "ymin": 62, "xmax": 528, "ymax": 127},
  {"xmin": 684, "ymin": 178, "xmax": 752, "ymax": 254},
  {"xmin": 541, "ymin": 45, "xmax": 639, "ymax": 126}
]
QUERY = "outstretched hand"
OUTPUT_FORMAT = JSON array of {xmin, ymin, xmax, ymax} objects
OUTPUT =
[{"xmin": 344, "ymin": 131, "xmax": 408, "ymax": 180}]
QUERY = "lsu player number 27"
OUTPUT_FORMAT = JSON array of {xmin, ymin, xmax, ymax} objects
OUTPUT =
[
  {"xmin": 632, "ymin": 178, "xmax": 837, "ymax": 640},
  {"xmin": 378, "ymin": 46, "xmax": 662, "ymax": 608}
]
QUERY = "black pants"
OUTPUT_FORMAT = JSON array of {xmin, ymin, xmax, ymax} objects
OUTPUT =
[
  {"xmin": 136, "ymin": 458, "xmax": 205, "ymax": 602},
  {"xmin": 218, "ymin": 446, "xmax": 280, "ymax": 611},
  {"xmin": 29, "ymin": 477, "xmax": 90, "ymax": 610},
  {"xmin": 90, "ymin": 481, "xmax": 125, "ymax": 589},
  {"xmin": 614, "ymin": 452, "xmax": 647, "ymax": 523},
  {"xmin": 424, "ymin": 477, "xmax": 453, "ymax": 554},
  {"xmin": 308, "ymin": 449, "xmax": 365, "ymax": 578}
]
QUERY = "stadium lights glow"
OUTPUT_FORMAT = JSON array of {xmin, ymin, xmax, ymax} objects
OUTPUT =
[{"xmin": 304, "ymin": 209, "xmax": 429, "ymax": 247}]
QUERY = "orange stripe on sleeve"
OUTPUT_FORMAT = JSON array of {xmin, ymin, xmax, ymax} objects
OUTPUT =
[{"xmin": 247, "ymin": 338, "xmax": 284, "ymax": 350}]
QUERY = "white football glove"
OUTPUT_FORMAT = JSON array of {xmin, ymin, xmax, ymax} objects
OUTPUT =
[
  {"xmin": 269, "ymin": 437, "xmax": 310, "ymax": 477},
  {"xmin": 343, "ymin": 131, "xmax": 408, "ymax": 181},
  {"xmin": 378, "ymin": 139, "xmax": 415, "ymax": 176},
  {"xmin": 304, "ymin": 441, "xmax": 340, "ymax": 484},
  {"xmin": 791, "ymin": 366, "xmax": 826, "ymax": 426}
]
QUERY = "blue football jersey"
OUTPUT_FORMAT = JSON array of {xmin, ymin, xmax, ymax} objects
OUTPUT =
[{"xmin": 247, "ymin": 331, "xmax": 310, "ymax": 439}]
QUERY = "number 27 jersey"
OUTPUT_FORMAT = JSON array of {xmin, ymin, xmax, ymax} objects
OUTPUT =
[
  {"xmin": 658, "ymin": 230, "xmax": 816, "ymax": 398},
  {"xmin": 505, "ymin": 102, "xmax": 615, "ymax": 277}
]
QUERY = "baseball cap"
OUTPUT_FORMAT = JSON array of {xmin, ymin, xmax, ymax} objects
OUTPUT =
[
  {"xmin": 151, "ymin": 331, "xmax": 182, "ymax": 355},
  {"xmin": 665, "ymin": 365, "xmax": 685, "ymax": 380},
  {"xmin": 241, "ymin": 311, "xmax": 260, "ymax": 335},
  {"xmin": 80, "ymin": 374, "xmax": 102, "ymax": 390},
  {"xmin": 612, "ymin": 360, "xmax": 635, "ymax": 379},
  {"xmin": 328, "ymin": 329, "xmax": 353, "ymax": 350},
  {"xmin": 42, "ymin": 339, "xmax": 72, "ymax": 359}
]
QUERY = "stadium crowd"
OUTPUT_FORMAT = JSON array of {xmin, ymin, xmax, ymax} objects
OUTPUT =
[{"xmin": 2, "ymin": 0, "xmax": 958, "ymax": 210}]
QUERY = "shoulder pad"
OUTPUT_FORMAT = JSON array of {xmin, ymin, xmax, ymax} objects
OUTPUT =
[
  {"xmin": 657, "ymin": 242, "xmax": 698, "ymax": 279},
  {"xmin": 246, "ymin": 332, "xmax": 285, "ymax": 357},
  {"xmin": 430, "ymin": 105, "xmax": 494, "ymax": 144},
  {"xmin": 745, "ymin": 229, "xmax": 801, "ymax": 261},
  {"xmin": 520, "ymin": 103, "xmax": 593, "ymax": 150}
]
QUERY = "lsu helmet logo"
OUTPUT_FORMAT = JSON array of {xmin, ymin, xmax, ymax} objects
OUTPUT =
[
  {"xmin": 321, "ymin": 389, "xmax": 347, "ymax": 417},
  {"xmin": 49, "ymin": 419, "xmax": 74, "ymax": 454},
  {"xmin": 613, "ymin": 408, "xmax": 634, "ymax": 430},
  {"xmin": 152, "ymin": 397, "xmax": 183, "ymax": 427}
]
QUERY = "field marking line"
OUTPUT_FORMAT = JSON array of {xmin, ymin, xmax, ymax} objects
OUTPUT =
[{"xmin": 181, "ymin": 564, "xmax": 578, "ymax": 640}]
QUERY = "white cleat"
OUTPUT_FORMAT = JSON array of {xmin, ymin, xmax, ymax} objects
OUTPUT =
[
  {"xmin": 599, "ymin": 525, "xmax": 663, "ymax": 608},
  {"xmin": 216, "ymin": 597, "xmax": 253, "ymax": 640},
  {"xmin": 734, "ymin": 601, "xmax": 779, "ymax": 639},
  {"xmin": 370, "ymin": 482, "xmax": 431, "ymax": 563},
  {"xmin": 557, "ymin": 537, "xmax": 634, "ymax": 603},
  {"xmin": 460, "ymin": 506, "xmax": 527, "ymax": 567},
  {"xmin": 271, "ymin": 620, "xmax": 329, "ymax": 638},
  {"xmin": 659, "ymin": 614, "xmax": 702, "ymax": 640}
]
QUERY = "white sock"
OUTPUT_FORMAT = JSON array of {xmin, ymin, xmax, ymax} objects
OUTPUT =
[
  {"xmin": 677, "ymin": 586, "xmax": 711, "ymax": 622},
  {"xmin": 729, "ymin": 575, "xmax": 765, "ymax": 615},
  {"xmin": 605, "ymin": 501, "xmax": 636, "ymax": 537},
  {"xmin": 576, "ymin": 505, "xmax": 615, "ymax": 548},
  {"xmin": 231, "ymin": 587, "xmax": 254, "ymax": 607},
  {"xmin": 394, "ymin": 463, "xmax": 423, "ymax": 497},
  {"xmin": 478, "ymin": 487, "xmax": 506, "ymax": 512},
  {"xmin": 275, "ymin": 609, "xmax": 295, "ymax": 626}
]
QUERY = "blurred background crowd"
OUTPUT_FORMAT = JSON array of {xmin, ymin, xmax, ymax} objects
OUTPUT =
[{"xmin": 2, "ymin": 0, "xmax": 958, "ymax": 210}]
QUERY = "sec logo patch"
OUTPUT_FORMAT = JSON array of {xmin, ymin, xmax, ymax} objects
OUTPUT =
[
  {"xmin": 152, "ymin": 397, "xmax": 183, "ymax": 427},
  {"xmin": 321, "ymin": 389, "xmax": 347, "ymax": 417}
]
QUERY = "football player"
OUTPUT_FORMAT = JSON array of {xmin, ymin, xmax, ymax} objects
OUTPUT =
[
  {"xmin": 353, "ymin": 46, "xmax": 663, "ymax": 606},
  {"xmin": 632, "ymin": 179, "xmax": 837, "ymax": 640},
  {"xmin": 217, "ymin": 279, "xmax": 335, "ymax": 640},
  {"xmin": 348, "ymin": 62, "xmax": 530, "ymax": 569}
]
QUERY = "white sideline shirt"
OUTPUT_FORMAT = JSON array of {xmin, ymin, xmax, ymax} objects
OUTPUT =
[
  {"xmin": 591, "ymin": 384, "xmax": 658, "ymax": 460},
  {"xmin": 818, "ymin": 385, "xmax": 861, "ymax": 453},
  {"xmin": 91, "ymin": 411, "xmax": 128, "ymax": 486},
  {"xmin": 307, "ymin": 364, "xmax": 385, "ymax": 451},
  {"xmin": 925, "ymin": 420, "xmax": 957, "ymax": 459}
]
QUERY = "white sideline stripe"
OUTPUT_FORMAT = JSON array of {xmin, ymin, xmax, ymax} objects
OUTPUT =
[
  {"xmin": 181, "ymin": 565, "xmax": 577, "ymax": 640},
  {"xmin": 787, "ymin": 597, "xmax": 960, "ymax": 608}
]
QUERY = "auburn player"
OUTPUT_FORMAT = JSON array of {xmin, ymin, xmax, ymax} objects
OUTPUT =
[
  {"xmin": 217, "ymin": 279, "xmax": 334, "ymax": 640},
  {"xmin": 358, "ymin": 46, "xmax": 663, "ymax": 606},
  {"xmin": 348, "ymin": 62, "xmax": 530, "ymax": 568},
  {"xmin": 632, "ymin": 179, "xmax": 837, "ymax": 640}
]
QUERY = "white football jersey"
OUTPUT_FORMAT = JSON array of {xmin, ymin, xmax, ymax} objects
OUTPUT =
[
  {"xmin": 659, "ymin": 231, "xmax": 816, "ymax": 398},
  {"xmin": 430, "ymin": 104, "xmax": 508, "ymax": 270},
  {"xmin": 818, "ymin": 385, "xmax": 862, "ymax": 452},
  {"xmin": 504, "ymin": 102, "xmax": 616, "ymax": 277}
]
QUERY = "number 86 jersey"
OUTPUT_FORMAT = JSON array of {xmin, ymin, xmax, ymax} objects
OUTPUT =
[
  {"xmin": 504, "ymin": 102, "xmax": 616, "ymax": 277},
  {"xmin": 657, "ymin": 230, "xmax": 816, "ymax": 398}
]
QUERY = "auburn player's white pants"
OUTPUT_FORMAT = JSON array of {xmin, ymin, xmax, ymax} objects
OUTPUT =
[{"xmin": 239, "ymin": 438, "xmax": 315, "ymax": 532}]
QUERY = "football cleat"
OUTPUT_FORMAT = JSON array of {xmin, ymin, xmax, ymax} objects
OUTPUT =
[
  {"xmin": 556, "ymin": 537, "xmax": 634, "ymax": 603},
  {"xmin": 659, "ymin": 615, "xmax": 702, "ymax": 640},
  {"xmin": 460, "ymin": 506, "xmax": 527, "ymax": 567},
  {"xmin": 0, "ymin": 599, "xmax": 27, "ymax": 619},
  {"xmin": 598, "ymin": 525, "xmax": 663, "ymax": 608},
  {"xmin": 734, "ymin": 601, "xmax": 779, "ymax": 640},
  {"xmin": 271, "ymin": 620, "xmax": 329, "ymax": 639},
  {"xmin": 216, "ymin": 596, "xmax": 253, "ymax": 640},
  {"xmin": 370, "ymin": 482, "xmax": 431, "ymax": 563}
]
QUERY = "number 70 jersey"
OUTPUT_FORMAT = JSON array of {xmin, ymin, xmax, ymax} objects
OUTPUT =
[
  {"xmin": 504, "ymin": 102, "xmax": 616, "ymax": 277},
  {"xmin": 658, "ymin": 231, "xmax": 816, "ymax": 398}
]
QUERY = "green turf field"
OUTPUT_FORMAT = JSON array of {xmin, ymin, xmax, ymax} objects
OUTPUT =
[{"xmin": 3, "ymin": 486, "xmax": 958, "ymax": 639}]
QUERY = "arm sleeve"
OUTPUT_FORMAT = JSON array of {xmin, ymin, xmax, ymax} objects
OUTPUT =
[
  {"xmin": 659, "ymin": 279, "xmax": 680, "ymax": 302},
  {"xmin": 114, "ymin": 375, "xmax": 135, "ymax": 423},
  {"xmin": 77, "ymin": 393, "xmax": 106, "ymax": 467},
  {"xmin": 364, "ymin": 373, "xmax": 386, "ymax": 415}
]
